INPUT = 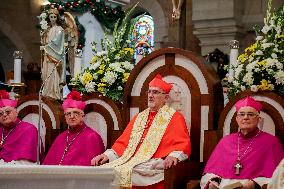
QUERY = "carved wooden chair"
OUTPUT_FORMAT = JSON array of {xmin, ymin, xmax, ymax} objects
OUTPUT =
[
  {"xmin": 123, "ymin": 47, "xmax": 224, "ymax": 189},
  {"xmin": 17, "ymin": 94, "xmax": 63, "ymax": 153},
  {"xmin": 187, "ymin": 91, "xmax": 284, "ymax": 189}
]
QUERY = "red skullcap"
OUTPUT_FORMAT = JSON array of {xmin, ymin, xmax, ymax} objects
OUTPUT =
[
  {"xmin": 0, "ymin": 90, "xmax": 17, "ymax": 108},
  {"xmin": 235, "ymin": 96, "xmax": 262, "ymax": 112},
  {"xmin": 149, "ymin": 74, "xmax": 173, "ymax": 94},
  {"xmin": 62, "ymin": 90, "xmax": 86, "ymax": 111}
]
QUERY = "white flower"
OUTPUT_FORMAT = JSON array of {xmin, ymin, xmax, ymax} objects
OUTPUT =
[
  {"xmin": 103, "ymin": 71, "xmax": 117, "ymax": 85},
  {"xmin": 40, "ymin": 20, "xmax": 48, "ymax": 30},
  {"xmin": 255, "ymin": 50, "xmax": 264, "ymax": 55},
  {"xmin": 97, "ymin": 51, "xmax": 107, "ymax": 56},
  {"xmin": 90, "ymin": 62, "xmax": 101, "ymax": 70},
  {"xmin": 243, "ymin": 72, "xmax": 254, "ymax": 85},
  {"xmin": 271, "ymin": 53, "xmax": 277, "ymax": 59},
  {"xmin": 40, "ymin": 12, "xmax": 47, "ymax": 19},
  {"xmin": 261, "ymin": 25, "xmax": 272, "ymax": 34},
  {"xmin": 233, "ymin": 80, "xmax": 239, "ymax": 87},
  {"xmin": 234, "ymin": 64, "xmax": 243, "ymax": 78},
  {"xmin": 227, "ymin": 76, "xmax": 234, "ymax": 83},
  {"xmin": 109, "ymin": 62, "xmax": 125, "ymax": 73},
  {"xmin": 85, "ymin": 82, "xmax": 96, "ymax": 92},
  {"xmin": 114, "ymin": 55, "xmax": 120, "ymax": 60},
  {"xmin": 241, "ymin": 85, "xmax": 246, "ymax": 91},
  {"xmin": 92, "ymin": 73, "xmax": 98, "ymax": 80},
  {"xmin": 246, "ymin": 61, "xmax": 257, "ymax": 72},
  {"xmin": 118, "ymin": 86, "xmax": 123, "ymax": 90},
  {"xmin": 256, "ymin": 36, "xmax": 263, "ymax": 41},
  {"xmin": 122, "ymin": 61, "xmax": 134, "ymax": 70},
  {"xmin": 250, "ymin": 85, "xmax": 258, "ymax": 92},
  {"xmin": 274, "ymin": 71, "xmax": 284, "ymax": 85},
  {"xmin": 261, "ymin": 42, "xmax": 274, "ymax": 49},
  {"xmin": 126, "ymin": 40, "xmax": 131, "ymax": 44},
  {"xmin": 254, "ymin": 68, "xmax": 260, "ymax": 72}
]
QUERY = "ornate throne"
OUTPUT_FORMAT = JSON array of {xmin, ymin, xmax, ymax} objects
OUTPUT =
[{"xmin": 123, "ymin": 47, "xmax": 224, "ymax": 189}]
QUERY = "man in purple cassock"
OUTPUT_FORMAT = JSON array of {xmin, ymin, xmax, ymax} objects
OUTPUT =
[
  {"xmin": 201, "ymin": 96, "xmax": 284, "ymax": 189},
  {"xmin": 0, "ymin": 90, "xmax": 38, "ymax": 164},
  {"xmin": 43, "ymin": 90, "xmax": 105, "ymax": 166}
]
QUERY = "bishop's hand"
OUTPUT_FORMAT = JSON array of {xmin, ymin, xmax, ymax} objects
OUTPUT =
[
  {"xmin": 241, "ymin": 180, "xmax": 256, "ymax": 189},
  {"xmin": 163, "ymin": 156, "xmax": 178, "ymax": 169},
  {"xmin": 91, "ymin": 154, "xmax": 109, "ymax": 166}
]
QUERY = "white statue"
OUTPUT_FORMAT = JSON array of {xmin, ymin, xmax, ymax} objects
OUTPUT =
[{"xmin": 40, "ymin": 9, "xmax": 78, "ymax": 99}]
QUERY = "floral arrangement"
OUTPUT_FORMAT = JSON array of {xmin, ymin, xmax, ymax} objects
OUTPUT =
[
  {"xmin": 37, "ymin": 11, "xmax": 49, "ymax": 36},
  {"xmin": 70, "ymin": 5, "xmax": 137, "ymax": 101},
  {"xmin": 227, "ymin": 0, "xmax": 284, "ymax": 98}
]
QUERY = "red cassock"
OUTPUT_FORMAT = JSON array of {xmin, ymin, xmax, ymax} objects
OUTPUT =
[{"xmin": 111, "ymin": 111, "xmax": 191, "ymax": 189}]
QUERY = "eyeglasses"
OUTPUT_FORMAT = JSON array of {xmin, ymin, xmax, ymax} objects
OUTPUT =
[
  {"xmin": 0, "ymin": 110, "xmax": 12, "ymax": 117},
  {"xmin": 146, "ymin": 90, "xmax": 166, "ymax": 95},
  {"xmin": 237, "ymin": 112, "xmax": 259, "ymax": 119},
  {"xmin": 64, "ymin": 111, "xmax": 83, "ymax": 117}
]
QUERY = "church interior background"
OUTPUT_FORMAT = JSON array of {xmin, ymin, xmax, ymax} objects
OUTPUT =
[
  {"xmin": 1, "ymin": 0, "xmax": 282, "ymax": 81},
  {"xmin": 0, "ymin": 0, "xmax": 283, "ymax": 188}
]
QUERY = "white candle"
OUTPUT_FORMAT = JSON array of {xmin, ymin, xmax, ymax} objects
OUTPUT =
[
  {"xmin": 229, "ymin": 49, "xmax": 239, "ymax": 77},
  {"xmin": 74, "ymin": 56, "xmax": 82, "ymax": 77},
  {"xmin": 14, "ymin": 59, "xmax": 21, "ymax": 83},
  {"xmin": 13, "ymin": 51, "xmax": 23, "ymax": 83},
  {"xmin": 74, "ymin": 49, "xmax": 82, "ymax": 77},
  {"xmin": 228, "ymin": 40, "xmax": 239, "ymax": 78}
]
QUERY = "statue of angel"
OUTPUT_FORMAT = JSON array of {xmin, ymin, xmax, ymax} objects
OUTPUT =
[{"xmin": 40, "ymin": 9, "xmax": 78, "ymax": 99}]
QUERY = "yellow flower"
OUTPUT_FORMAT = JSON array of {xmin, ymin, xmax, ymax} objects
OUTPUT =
[
  {"xmin": 91, "ymin": 56, "xmax": 98, "ymax": 63},
  {"xmin": 98, "ymin": 83, "xmax": 107, "ymax": 87},
  {"xmin": 238, "ymin": 53, "xmax": 248, "ymax": 63},
  {"xmin": 97, "ymin": 70, "xmax": 104, "ymax": 75},
  {"xmin": 257, "ymin": 60, "xmax": 267, "ymax": 70},
  {"xmin": 81, "ymin": 72, "xmax": 93, "ymax": 85},
  {"xmin": 123, "ymin": 48, "xmax": 134, "ymax": 55},
  {"xmin": 122, "ymin": 73, "xmax": 130, "ymax": 83},
  {"xmin": 245, "ymin": 43, "xmax": 257, "ymax": 53},
  {"xmin": 99, "ymin": 65, "xmax": 105, "ymax": 70},
  {"xmin": 258, "ymin": 79, "xmax": 273, "ymax": 90},
  {"xmin": 249, "ymin": 52, "xmax": 255, "ymax": 59}
]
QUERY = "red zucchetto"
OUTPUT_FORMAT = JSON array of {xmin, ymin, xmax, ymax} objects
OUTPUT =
[
  {"xmin": 62, "ymin": 90, "xmax": 86, "ymax": 111},
  {"xmin": 149, "ymin": 74, "xmax": 173, "ymax": 94},
  {"xmin": 0, "ymin": 90, "xmax": 17, "ymax": 108},
  {"xmin": 235, "ymin": 96, "xmax": 262, "ymax": 112}
]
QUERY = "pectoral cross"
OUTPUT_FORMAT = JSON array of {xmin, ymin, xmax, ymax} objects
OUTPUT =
[
  {"xmin": 234, "ymin": 161, "xmax": 242, "ymax": 175},
  {"xmin": 0, "ymin": 140, "xmax": 3, "ymax": 150}
]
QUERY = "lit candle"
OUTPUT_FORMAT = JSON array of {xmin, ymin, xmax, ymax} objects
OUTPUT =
[
  {"xmin": 74, "ymin": 49, "xmax": 82, "ymax": 77},
  {"xmin": 13, "ymin": 51, "xmax": 23, "ymax": 83}
]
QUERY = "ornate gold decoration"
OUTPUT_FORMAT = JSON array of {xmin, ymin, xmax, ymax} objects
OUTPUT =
[{"xmin": 102, "ymin": 105, "xmax": 175, "ymax": 187}]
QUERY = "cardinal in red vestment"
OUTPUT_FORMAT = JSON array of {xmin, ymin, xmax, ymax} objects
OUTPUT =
[{"xmin": 91, "ymin": 74, "xmax": 191, "ymax": 189}]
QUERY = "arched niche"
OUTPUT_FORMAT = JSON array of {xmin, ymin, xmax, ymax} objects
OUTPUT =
[
  {"xmin": 17, "ymin": 94, "xmax": 63, "ymax": 151},
  {"xmin": 204, "ymin": 91, "xmax": 284, "ymax": 163},
  {"xmin": 83, "ymin": 93, "xmax": 123, "ymax": 149},
  {"xmin": 123, "ymin": 47, "xmax": 224, "ymax": 162},
  {"xmin": 219, "ymin": 91, "xmax": 284, "ymax": 141}
]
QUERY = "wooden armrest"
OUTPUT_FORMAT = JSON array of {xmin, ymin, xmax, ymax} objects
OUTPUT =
[
  {"xmin": 262, "ymin": 184, "xmax": 267, "ymax": 189},
  {"xmin": 187, "ymin": 180, "xmax": 200, "ymax": 189},
  {"xmin": 164, "ymin": 161, "xmax": 202, "ymax": 189}
]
